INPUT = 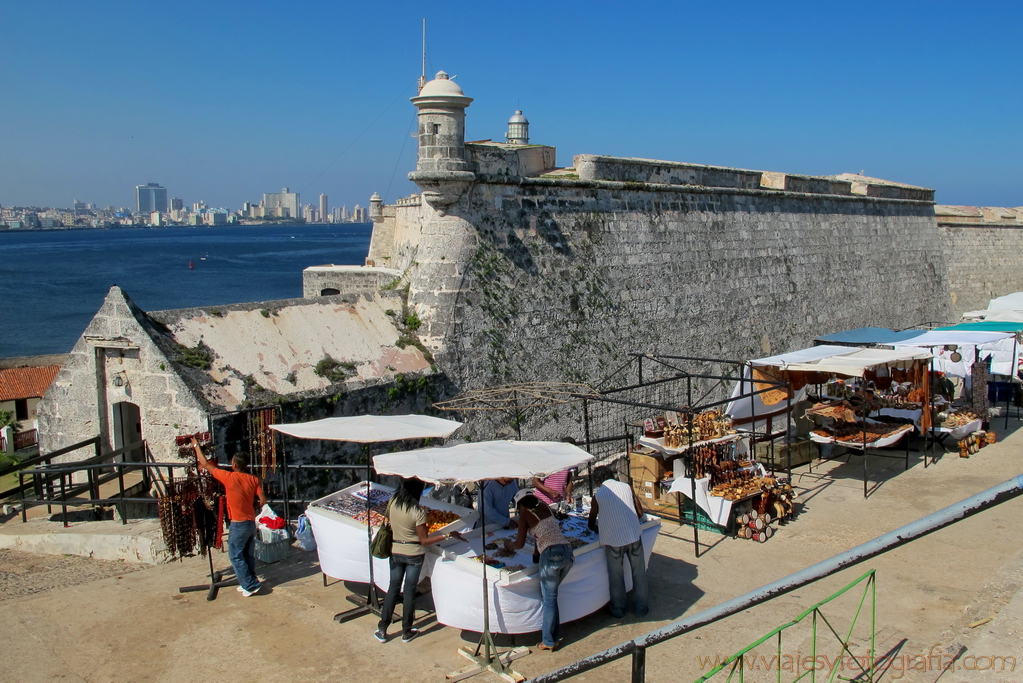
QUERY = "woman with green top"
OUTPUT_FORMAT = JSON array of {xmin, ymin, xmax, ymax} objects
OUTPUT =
[
  {"xmin": 503, "ymin": 491, "xmax": 575, "ymax": 651},
  {"xmin": 375, "ymin": 477, "xmax": 464, "ymax": 644}
]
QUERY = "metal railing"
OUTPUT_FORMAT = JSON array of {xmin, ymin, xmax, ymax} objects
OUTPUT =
[
  {"xmin": 14, "ymin": 429, "xmax": 38, "ymax": 450},
  {"xmin": 0, "ymin": 436, "xmax": 102, "ymax": 500},
  {"xmin": 695, "ymin": 570, "xmax": 876, "ymax": 682},
  {"xmin": 15, "ymin": 456, "xmax": 195, "ymax": 531},
  {"xmin": 18, "ymin": 439, "xmax": 154, "ymax": 526},
  {"xmin": 527, "ymin": 473, "xmax": 1023, "ymax": 683}
]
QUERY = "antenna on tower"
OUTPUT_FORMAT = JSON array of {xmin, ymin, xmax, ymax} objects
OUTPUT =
[{"xmin": 417, "ymin": 18, "xmax": 427, "ymax": 93}]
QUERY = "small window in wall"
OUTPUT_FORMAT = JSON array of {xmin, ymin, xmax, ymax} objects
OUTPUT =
[
  {"xmin": 321, "ymin": 288, "xmax": 341, "ymax": 296},
  {"xmin": 15, "ymin": 399, "xmax": 28, "ymax": 421},
  {"xmin": 430, "ymin": 123, "xmax": 440, "ymax": 135}
]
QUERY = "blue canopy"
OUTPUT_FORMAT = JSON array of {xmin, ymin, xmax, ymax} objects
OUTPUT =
[{"xmin": 814, "ymin": 327, "xmax": 924, "ymax": 346}]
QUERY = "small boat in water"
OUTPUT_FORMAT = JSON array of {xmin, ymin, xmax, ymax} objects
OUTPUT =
[{"xmin": 189, "ymin": 261, "xmax": 195, "ymax": 269}]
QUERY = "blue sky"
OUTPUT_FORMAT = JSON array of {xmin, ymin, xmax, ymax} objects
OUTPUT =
[{"xmin": 3, "ymin": 1, "xmax": 1020, "ymax": 211}]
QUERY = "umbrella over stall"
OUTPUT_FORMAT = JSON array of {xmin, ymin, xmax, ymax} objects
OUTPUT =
[
  {"xmin": 269, "ymin": 414, "xmax": 463, "ymax": 621},
  {"xmin": 374, "ymin": 439, "xmax": 595, "ymax": 682}
]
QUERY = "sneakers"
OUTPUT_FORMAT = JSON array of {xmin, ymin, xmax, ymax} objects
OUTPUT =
[
  {"xmin": 401, "ymin": 629, "xmax": 420, "ymax": 643},
  {"xmin": 239, "ymin": 584, "xmax": 261, "ymax": 597},
  {"xmin": 373, "ymin": 629, "xmax": 387, "ymax": 643}
]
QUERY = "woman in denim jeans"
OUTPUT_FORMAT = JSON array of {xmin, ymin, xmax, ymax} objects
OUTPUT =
[
  {"xmin": 504, "ymin": 492, "xmax": 574, "ymax": 651},
  {"xmin": 375, "ymin": 477, "xmax": 463, "ymax": 644}
]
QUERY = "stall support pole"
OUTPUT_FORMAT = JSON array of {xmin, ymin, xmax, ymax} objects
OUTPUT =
[
  {"xmin": 583, "ymin": 399, "xmax": 594, "ymax": 497},
  {"xmin": 334, "ymin": 456, "xmax": 389, "ymax": 625},
  {"xmin": 449, "ymin": 480, "xmax": 529, "ymax": 682},
  {"xmin": 178, "ymin": 546, "xmax": 238, "ymax": 601}
]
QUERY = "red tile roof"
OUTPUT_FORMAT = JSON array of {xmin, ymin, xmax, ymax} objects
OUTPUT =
[{"xmin": 0, "ymin": 365, "xmax": 61, "ymax": 402}]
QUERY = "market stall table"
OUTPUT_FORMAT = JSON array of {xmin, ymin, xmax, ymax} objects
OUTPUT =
[
  {"xmin": 304, "ymin": 482, "xmax": 476, "ymax": 590},
  {"xmin": 428, "ymin": 512, "xmax": 661, "ymax": 634},
  {"xmin": 372, "ymin": 439, "xmax": 598, "ymax": 681}
]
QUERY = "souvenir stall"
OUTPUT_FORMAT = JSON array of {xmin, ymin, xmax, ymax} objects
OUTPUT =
[
  {"xmin": 269, "ymin": 414, "xmax": 463, "ymax": 620},
  {"xmin": 373, "ymin": 439, "xmax": 637, "ymax": 681},
  {"xmin": 739, "ymin": 346, "xmax": 933, "ymax": 498},
  {"xmin": 930, "ymin": 322, "xmax": 1023, "ymax": 429},
  {"xmin": 894, "ymin": 328, "xmax": 1018, "ymax": 446},
  {"xmin": 576, "ymin": 354, "xmax": 789, "ymax": 555}
]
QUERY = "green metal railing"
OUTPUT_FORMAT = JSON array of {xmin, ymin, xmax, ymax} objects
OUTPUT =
[{"xmin": 695, "ymin": 570, "xmax": 876, "ymax": 683}]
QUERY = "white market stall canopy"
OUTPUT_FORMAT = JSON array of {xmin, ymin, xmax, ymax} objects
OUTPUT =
[
  {"xmin": 894, "ymin": 330, "xmax": 1018, "ymax": 378},
  {"xmin": 373, "ymin": 440, "xmax": 595, "ymax": 484},
  {"xmin": 269, "ymin": 414, "xmax": 463, "ymax": 443},
  {"xmin": 727, "ymin": 346, "xmax": 932, "ymax": 430},
  {"xmin": 773, "ymin": 347, "xmax": 932, "ymax": 377},
  {"xmin": 988, "ymin": 292, "xmax": 1023, "ymax": 311}
]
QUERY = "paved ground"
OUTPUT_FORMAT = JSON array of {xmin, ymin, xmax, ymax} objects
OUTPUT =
[{"xmin": 2, "ymin": 421, "xmax": 1023, "ymax": 683}]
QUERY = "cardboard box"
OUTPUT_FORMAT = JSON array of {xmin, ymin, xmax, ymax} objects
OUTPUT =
[
  {"xmin": 630, "ymin": 451, "xmax": 667, "ymax": 500},
  {"xmin": 641, "ymin": 495, "xmax": 680, "ymax": 523},
  {"xmin": 755, "ymin": 439, "xmax": 817, "ymax": 470}
]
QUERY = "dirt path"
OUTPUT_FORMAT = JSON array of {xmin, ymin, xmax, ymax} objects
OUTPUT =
[{"xmin": 0, "ymin": 548, "xmax": 145, "ymax": 601}]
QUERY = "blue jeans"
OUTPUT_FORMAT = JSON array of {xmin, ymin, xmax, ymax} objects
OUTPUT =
[
  {"xmin": 228, "ymin": 521, "xmax": 260, "ymax": 592},
  {"xmin": 539, "ymin": 544, "xmax": 574, "ymax": 647},
  {"xmin": 605, "ymin": 539, "xmax": 649, "ymax": 617},
  {"xmin": 378, "ymin": 553, "xmax": 425, "ymax": 634}
]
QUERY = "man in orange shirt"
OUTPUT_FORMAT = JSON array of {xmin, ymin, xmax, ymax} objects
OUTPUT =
[{"xmin": 195, "ymin": 443, "xmax": 267, "ymax": 597}]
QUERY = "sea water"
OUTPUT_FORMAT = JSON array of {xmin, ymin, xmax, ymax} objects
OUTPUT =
[{"xmin": 0, "ymin": 223, "xmax": 372, "ymax": 357}]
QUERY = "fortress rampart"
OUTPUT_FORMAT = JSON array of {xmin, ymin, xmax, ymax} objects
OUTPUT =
[{"xmin": 301, "ymin": 71, "xmax": 1019, "ymax": 440}]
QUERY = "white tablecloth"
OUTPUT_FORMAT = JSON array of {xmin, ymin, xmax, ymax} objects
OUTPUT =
[
  {"xmin": 666, "ymin": 476, "xmax": 731, "ymax": 525},
  {"xmin": 639, "ymin": 433, "xmax": 746, "ymax": 457},
  {"xmin": 808, "ymin": 424, "xmax": 913, "ymax": 451},
  {"xmin": 305, "ymin": 482, "xmax": 476, "ymax": 591},
  {"xmin": 307, "ymin": 486, "xmax": 662, "ymax": 634},
  {"xmin": 874, "ymin": 407, "xmax": 923, "ymax": 427},
  {"xmin": 931, "ymin": 419, "xmax": 983, "ymax": 441},
  {"xmin": 665, "ymin": 461, "xmax": 766, "ymax": 526},
  {"xmin": 429, "ymin": 519, "xmax": 661, "ymax": 633}
]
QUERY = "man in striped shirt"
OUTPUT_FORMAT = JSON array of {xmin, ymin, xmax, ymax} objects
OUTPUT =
[{"xmin": 588, "ymin": 479, "xmax": 649, "ymax": 618}]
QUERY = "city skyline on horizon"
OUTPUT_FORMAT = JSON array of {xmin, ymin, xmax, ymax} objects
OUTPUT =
[{"xmin": 3, "ymin": 1, "xmax": 1021, "ymax": 211}]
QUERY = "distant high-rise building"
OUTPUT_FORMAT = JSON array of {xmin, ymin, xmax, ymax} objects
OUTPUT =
[
  {"xmin": 331, "ymin": 207, "xmax": 342, "ymax": 222},
  {"xmin": 261, "ymin": 187, "xmax": 300, "ymax": 219},
  {"xmin": 136, "ymin": 183, "xmax": 168, "ymax": 214},
  {"xmin": 319, "ymin": 194, "xmax": 328, "ymax": 223},
  {"xmin": 171, "ymin": 197, "xmax": 184, "ymax": 210}
]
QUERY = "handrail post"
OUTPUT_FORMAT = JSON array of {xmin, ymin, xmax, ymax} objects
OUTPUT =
[
  {"xmin": 631, "ymin": 644, "xmax": 646, "ymax": 683},
  {"xmin": 60, "ymin": 471, "xmax": 68, "ymax": 528},
  {"xmin": 19, "ymin": 471, "xmax": 26, "ymax": 523},
  {"xmin": 117, "ymin": 462, "xmax": 127, "ymax": 525}
]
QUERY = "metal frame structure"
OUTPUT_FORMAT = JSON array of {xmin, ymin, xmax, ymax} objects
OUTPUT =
[{"xmin": 574, "ymin": 353, "xmax": 789, "ymax": 557}]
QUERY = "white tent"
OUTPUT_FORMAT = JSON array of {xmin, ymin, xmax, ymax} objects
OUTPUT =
[
  {"xmin": 988, "ymin": 292, "xmax": 1023, "ymax": 310},
  {"xmin": 777, "ymin": 347, "xmax": 932, "ymax": 377},
  {"xmin": 373, "ymin": 439, "xmax": 594, "ymax": 484},
  {"xmin": 726, "ymin": 346, "xmax": 932, "ymax": 431},
  {"xmin": 894, "ymin": 330, "xmax": 1017, "ymax": 377},
  {"xmin": 269, "ymin": 414, "xmax": 463, "ymax": 442}
]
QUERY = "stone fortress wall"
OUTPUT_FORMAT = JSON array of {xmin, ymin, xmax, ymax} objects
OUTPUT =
[
  {"xmin": 936, "ymin": 206, "xmax": 1023, "ymax": 314},
  {"xmin": 410, "ymin": 159, "xmax": 951, "ymax": 400},
  {"xmin": 305, "ymin": 70, "xmax": 1019, "ymax": 440}
]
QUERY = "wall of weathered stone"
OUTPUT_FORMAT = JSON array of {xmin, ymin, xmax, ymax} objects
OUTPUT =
[
  {"xmin": 302, "ymin": 265, "xmax": 401, "ymax": 297},
  {"xmin": 940, "ymin": 223, "xmax": 1023, "ymax": 316},
  {"xmin": 38, "ymin": 288, "xmax": 208, "ymax": 463},
  {"xmin": 403, "ymin": 176, "xmax": 952, "ymax": 441}
]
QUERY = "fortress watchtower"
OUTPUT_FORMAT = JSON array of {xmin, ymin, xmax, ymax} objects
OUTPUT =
[{"xmin": 408, "ymin": 71, "xmax": 476, "ymax": 215}]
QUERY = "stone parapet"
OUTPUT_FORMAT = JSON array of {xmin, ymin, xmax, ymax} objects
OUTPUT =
[
  {"xmin": 936, "ymin": 205, "xmax": 1023, "ymax": 227},
  {"xmin": 575, "ymin": 154, "xmax": 763, "ymax": 189},
  {"xmin": 302, "ymin": 265, "xmax": 402, "ymax": 297}
]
